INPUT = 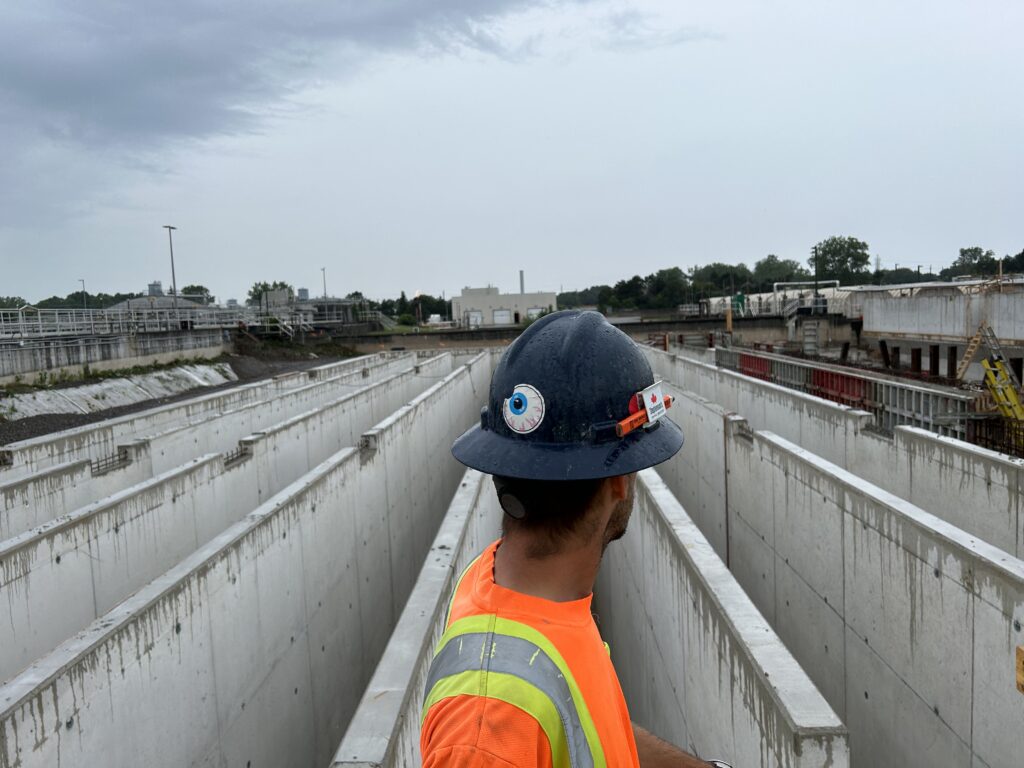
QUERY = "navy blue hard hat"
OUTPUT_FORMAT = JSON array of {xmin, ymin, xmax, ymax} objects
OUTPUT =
[{"xmin": 452, "ymin": 310, "xmax": 684, "ymax": 480}]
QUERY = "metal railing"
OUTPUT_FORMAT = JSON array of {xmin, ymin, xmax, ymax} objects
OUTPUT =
[
  {"xmin": 716, "ymin": 347, "xmax": 979, "ymax": 440},
  {"xmin": 0, "ymin": 307, "xmax": 255, "ymax": 339},
  {"xmin": 90, "ymin": 448, "xmax": 131, "ymax": 476}
]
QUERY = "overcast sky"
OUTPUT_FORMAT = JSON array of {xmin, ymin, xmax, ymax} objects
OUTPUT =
[{"xmin": 1, "ymin": 0, "xmax": 1021, "ymax": 305}]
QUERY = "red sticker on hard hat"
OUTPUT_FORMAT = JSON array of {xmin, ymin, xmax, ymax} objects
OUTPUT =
[{"xmin": 503, "ymin": 383, "xmax": 545, "ymax": 434}]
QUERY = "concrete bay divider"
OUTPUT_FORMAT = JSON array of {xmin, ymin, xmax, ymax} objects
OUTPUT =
[
  {"xmin": 648, "ymin": 347, "xmax": 1024, "ymax": 559},
  {"xmin": 334, "ymin": 468, "xmax": 848, "ymax": 768},
  {"xmin": 0, "ymin": 351, "xmax": 494, "ymax": 768},
  {"xmin": 1, "ymin": 457, "xmax": 148, "ymax": 542},
  {"xmin": 0, "ymin": 352, "xmax": 476, "ymax": 684},
  {"xmin": 332, "ymin": 469, "xmax": 502, "ymax": 767},
  {"xmin": 595, "ymin": 470, "xmax": 848, "ymax": 768},
  {"xmin": 0, "ymin": 353, "xmax": 414, "ymax": 517},
  {"xmin": 726, "ymin": 429, "xmax": 1024, "ymax": 768},
  {"xmin": 0, "ymin": 353, "xmax": 389, "ymax": 482},
  {"xmin": 645, "ymin": 347, "xmax": 871, "ymax": 469},
  {"xmin": 0, "ymin": 454, "xmax": 253, "ymax": 685},
  {"xmin": 139, "ymin": 352, "xmax": 429, "ymax": 477},
  {"xmin": 851, "ymin": 426, "xmax": 1024, "ymax": 559}
]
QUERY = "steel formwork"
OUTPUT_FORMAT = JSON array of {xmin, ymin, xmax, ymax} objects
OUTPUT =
[{"xmin": 716, "ymin": 347, "xmax": 978, "ymax": 440}]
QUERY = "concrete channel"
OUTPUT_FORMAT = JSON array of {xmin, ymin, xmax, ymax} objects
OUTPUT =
[
  {"xmin": 0, "ymin": 351, "xmax": 493, "ymax": 768},
  {"xmin": 647, "ymin": 346, "xmax": 1024, "ymax": 768},
  {"xmin": 0, "ymin": 354, "xmax": 415, "ymax": 535},
  {"xmin": 647, "ymin": 347, "xmax": 1024, "ymax": 559},
  {"xmin": 0, "ymin": 352, "xmax": 398, "ymax": 482},
  {"xmin": 0, "ymin": 353, "xmax": 460, "ymax": 684},
  {"xmin": 4, "ymin": 338, "xmax": 1022, "ymax": 767},
  {"xmin": 334, "ymin": 468, "xmax": 849, "ymax": 767}
]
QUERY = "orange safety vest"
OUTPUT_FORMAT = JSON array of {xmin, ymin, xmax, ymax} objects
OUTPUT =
[{"xmin": 420, "ymin": 539, "xmax": 640, "ymax": 768}]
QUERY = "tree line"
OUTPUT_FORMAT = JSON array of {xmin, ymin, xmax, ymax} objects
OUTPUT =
[
  {"xmin": 557, "ymin": 238, "xmax": 1024, "ymax": 312},
  {"xmin": 6, "ymin": 238, "xmax": 1020, "ymax": 317}
]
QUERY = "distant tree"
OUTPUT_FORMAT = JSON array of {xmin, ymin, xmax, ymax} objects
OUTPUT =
[
  {"xmin": 1003, "ymin": 248, "xmax": 1024, "ymax": 274},
  {"xmin": 246, "ymin": 281, "xmax": 293, "ymax": 307},
  {"xmin": 35, "ymin": 291, "xmax": 142, "ymax": 309},
  {"xmin": 939, "ymin": 247, "xmax": 999, "ymax": 280},
  {"xmin": 644, "ymin": 267, "xmax": 688, "ymax": 308},
  {"xmin": 0, "ymin": 296, "xmax": 27, "ymax": 309},
  {"xmin": 690, "ymin": 262, "xmax": 753, "ymax": 297},
  {"xmin": 181, "ymin": 284, "xmax": 214, "ymax": 305},
  {"xmin": 808, "ymin": 237, "xmax": 871, "ymax": 285},
  {"xmin": 878, "ymin": 267, "xmax": 935, "ymax": 285},
  {"xmin": 410, "ymin": 293, "xmax": 450, "ymax": 321},
  {"xmin": 612, "ymin": 275, "xmax": 647, "ymax": 308},
  {"xmin": 396, "ymin": 291, "xmax": 410, "ymax": 316},
  {"xmin": 751, "ymin": 255, "xmax": 810, "ymax": 292},
  {"xmin": 558, "ymin": 284, "xmax": 612, "ymax": 308}
]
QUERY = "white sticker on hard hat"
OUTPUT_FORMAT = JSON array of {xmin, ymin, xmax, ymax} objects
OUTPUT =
[
  {"xmin": 640, "ymin": 381, "xmax": 667, "ymax": 425},
  {"xmin": 503, "ymin": 383, "xmax": 545, "ymax": 434}
]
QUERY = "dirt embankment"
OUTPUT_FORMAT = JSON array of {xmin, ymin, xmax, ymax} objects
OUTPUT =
[{"xmin": 0, "ymin": 352, "xmax": 348, "ymax": 446}]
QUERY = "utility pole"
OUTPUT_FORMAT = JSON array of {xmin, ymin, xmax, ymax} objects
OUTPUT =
[
  {"xmin": 321, "ymin": 267, "xmax": 327, "ymax": 299},
  {"xmin": 163, "ymin": 225, "xmax": 179, "ymax": 327},
  {"xmin": 79, "ymin": 279, "xmax": 86, "ymax": 310}
]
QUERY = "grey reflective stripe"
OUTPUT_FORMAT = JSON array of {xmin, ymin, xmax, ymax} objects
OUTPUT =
[{"xmin": 424, "ymin": 631, "xmax": 595, "ymax": 768}]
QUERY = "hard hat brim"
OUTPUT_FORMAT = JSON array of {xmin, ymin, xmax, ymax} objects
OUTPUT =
[{"xmin": 451, "ymin": 416, "xmax": 684, "ymax": 481}]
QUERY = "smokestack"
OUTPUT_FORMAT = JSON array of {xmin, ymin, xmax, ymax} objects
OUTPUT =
[{"xmin": 520, "ymin": 270, "xmax": 525, "ymax": 295}]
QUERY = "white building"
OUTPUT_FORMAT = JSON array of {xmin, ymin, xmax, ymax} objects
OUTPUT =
[{"xmin": 451, "ymin": 286, "xmax": 557, "ymax": 328}]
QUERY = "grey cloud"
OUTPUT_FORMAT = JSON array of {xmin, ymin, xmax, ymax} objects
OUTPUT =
[
  {"xmin": 0, "ymin": 0, "xmax": 590, "ymax": 227},
  {"xmin": 0, "ymin": 1, "xmax": 581, "ymax": 150},
  {"xmin": 603, "ymin": 8, "xmax": 717, "ymax": 50}
]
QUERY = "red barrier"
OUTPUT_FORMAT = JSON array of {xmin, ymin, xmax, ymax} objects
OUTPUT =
[
  {"xmin": 811, "ymin": 369, "xmax": 868, "ymax": 406},
  {"xmin": 739, "ymin": 353, "xmax": 771, "ymax": 381}
]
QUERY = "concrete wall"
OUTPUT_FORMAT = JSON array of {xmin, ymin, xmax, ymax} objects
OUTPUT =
[
  {"xmin": 0, "ymin": 354, "xmax": 468, "ymax": 684},
  {"xmin": 0, "ymin": 458, "xmax": 148, "ymax": 542},
  {"xmin": 0, "ymin": 330, "xmax": 231, "ymax": 384},
  {"xmin": 0, "ymin": 351, "xmax": 493, "ymax": 768},
  {"xmin": 0, "ymin": 354, "xmax": 408, "ymax": 488},
  {"xmin": 645, "ymin": 347, "xmax": 871, "ymax": 469},
  {"xmin": 654, "ymin": 382, "xmax": 736, "ymax": 562},
  {"xmin": 332, "ymin": 469, "xmax": 502, "ymax": 767},
  {"xmin": 596, "ymin": 470, "xmax": 849, "ymax": 768},
  {"xmin": 852, "ymin": 427, "xmax": 1024, "ymax": 559},
  {"xmin": 139, "ymin": 353, "xmax": 441, "ymax": 477},
  {"xmin": 0, "ymin": 455, "xmax": 255, "ymax": 685},
  {"xmin": 334, "ymin": 467, "xmax": 848, "ymax": 768},
  {"xmin": 862, "ymin": 288, "xmax": 1024, "ymax": 347},
  {"xmin": 726, "ymin": 429, "xmax": 1024, "ymax": 768},
  {"xmin": 649, "ymin": 347, "xmax": 1024, "ymax": 559},
  {"xmin": 0, "ymin": 353, "xmax": 390, "ymax": 481}
]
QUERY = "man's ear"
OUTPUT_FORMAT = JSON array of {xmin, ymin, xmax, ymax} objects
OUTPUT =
[{"xmin": 607, "ymin": 474, "xmax": 629, "ymax": 501}]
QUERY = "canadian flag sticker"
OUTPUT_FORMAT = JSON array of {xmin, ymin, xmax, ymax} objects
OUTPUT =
[{"xmin": 641, "ymin": 381, "xmax": 667, "ymax": 424}]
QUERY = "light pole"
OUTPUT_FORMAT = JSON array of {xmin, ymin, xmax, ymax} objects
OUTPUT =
[
  {"xmin": 321, "ymin": 267, "xmax": 327, "ymax": 299},
  {"xmin": 163, "ymin": 225, "xmax": 179, "ymax": 327},
  {"xmin": 79, "ymin": 279, "xmax": 86, "ymax": 310}
]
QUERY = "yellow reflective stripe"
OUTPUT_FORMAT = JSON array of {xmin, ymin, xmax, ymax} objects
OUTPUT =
[
  {"xmin": 423, "ymin": 669, "xmax": 571, "ymax": 768},
  {"xmin": 444, "ymin": 555, "xmax": 481, "ymax": 630},
  {"xmin": 436, "ymin": 614, "xmax": 607, "ymax": 768}
]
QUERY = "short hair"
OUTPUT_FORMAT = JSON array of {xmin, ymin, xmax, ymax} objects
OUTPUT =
[{"xmin": 492, "ymin": 475, "xmax": 605, "ymax": 557}]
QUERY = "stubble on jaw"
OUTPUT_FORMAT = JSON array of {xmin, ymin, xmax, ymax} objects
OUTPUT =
[{"xmin": 602, "ymin": 474, "xmax": 636, "ymax": 551}]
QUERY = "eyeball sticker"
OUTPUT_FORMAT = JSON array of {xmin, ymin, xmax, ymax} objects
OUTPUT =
[{"xmin": 503, "ymin": 383, "xmax": 545, "ymax": 434}]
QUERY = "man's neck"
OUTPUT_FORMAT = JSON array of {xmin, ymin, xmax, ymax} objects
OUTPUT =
[{"xmin": 493, "ymin": 533, "xmax": 604, "ymax": 602}]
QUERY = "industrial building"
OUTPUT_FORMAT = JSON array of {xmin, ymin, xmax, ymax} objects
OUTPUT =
[
  {"xmin": 451, "ymin": 284, "xmax": 557, "ymax": 327},
  {"xmin": 2, "ymin": 279, "xmax": 1024, "ymax": 768}
]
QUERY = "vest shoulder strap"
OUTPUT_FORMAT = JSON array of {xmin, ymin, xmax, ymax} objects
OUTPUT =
[{"xmin": 423, "ymin": 614, "xmax": 606, "ymax": 768}]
